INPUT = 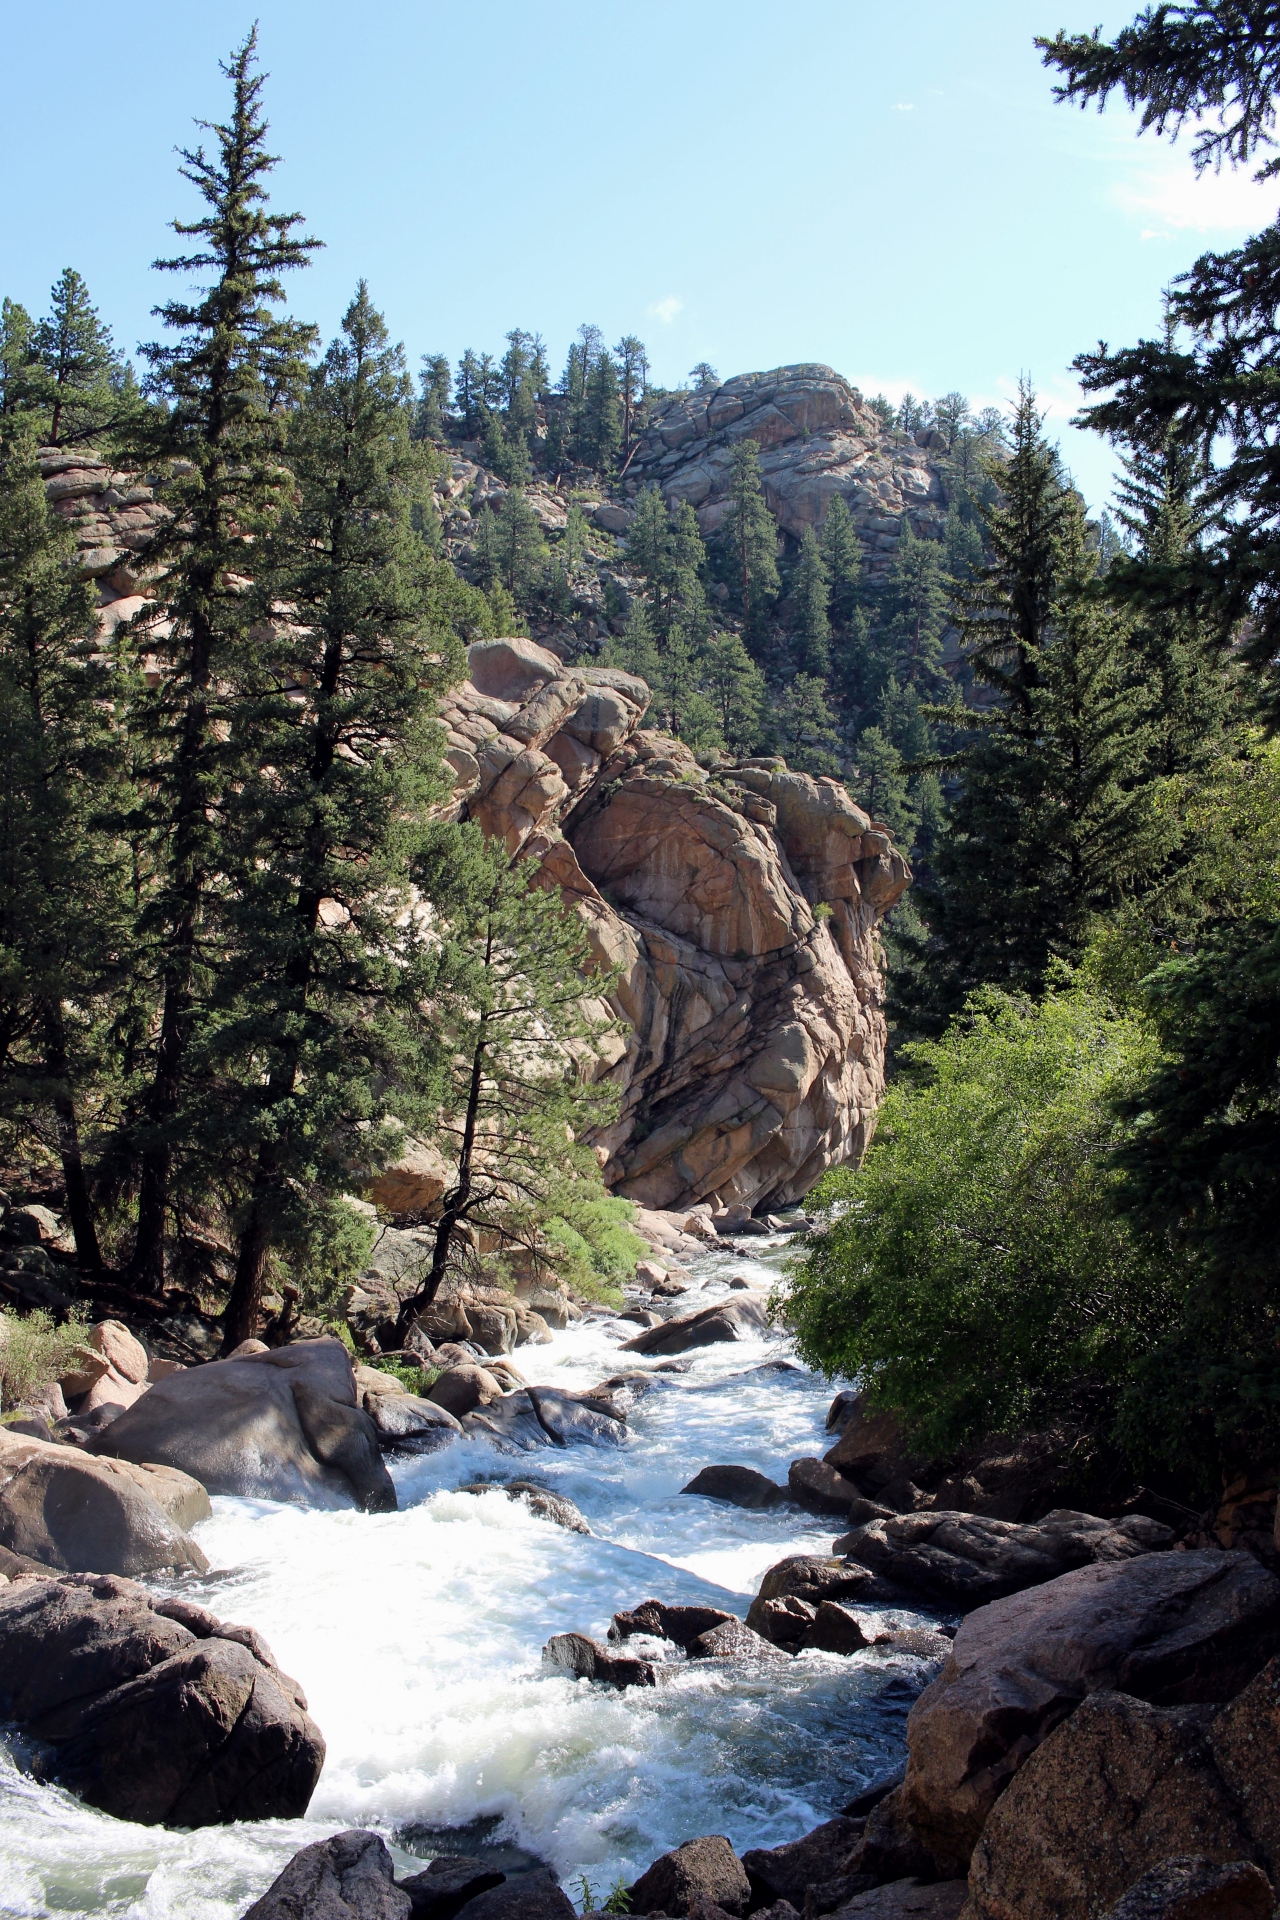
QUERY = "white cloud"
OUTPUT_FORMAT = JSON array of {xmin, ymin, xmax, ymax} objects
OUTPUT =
[
  {"xmin": 892, "ymin": 102, "xmax": 914, "ymax": 112},
  {"xmin": 1111, "ymin": 155, "xmax": 1278, "ymax": 234},
  {"xmin": 647, "ymin": 295, "xmax": 683, "ymax": 324}
]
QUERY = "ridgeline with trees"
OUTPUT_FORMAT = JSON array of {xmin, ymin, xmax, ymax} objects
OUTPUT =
[{"xmin": 3, "ymin": 6, "xmax": 1280, "ymax": 1527}]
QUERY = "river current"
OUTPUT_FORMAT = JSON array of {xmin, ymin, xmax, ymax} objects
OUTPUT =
[{"xmin": 0, "ymin": 1236, "xmax": 941, "ymax": 1919}]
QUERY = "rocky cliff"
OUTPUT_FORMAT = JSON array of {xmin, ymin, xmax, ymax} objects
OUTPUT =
[
  {"xmin": 43, "ymin": 434, "xmax": 911, "ymax": 1223},
  {"xmin": 626, "ymin": 364, "xmax": 950, "ymax": 566},
  {"xmin": 435, "ymin": 636, "xmax": 910, "ymax": 1218}
]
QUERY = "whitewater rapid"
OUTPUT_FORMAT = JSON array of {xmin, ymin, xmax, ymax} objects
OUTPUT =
[{"xmin": 0, "ymin": 1237, "xmax": 941, "ymax": 1920}]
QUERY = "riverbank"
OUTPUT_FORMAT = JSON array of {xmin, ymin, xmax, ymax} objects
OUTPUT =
[{"xmin": 1, "ymin": 1235, "xmax": 945, "ymax": 1919}]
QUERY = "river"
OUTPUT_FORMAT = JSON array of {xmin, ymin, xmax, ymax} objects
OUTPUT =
[{"xmin": 0, "ymin": 1235, "xmax": 942, "ymax": 1919}]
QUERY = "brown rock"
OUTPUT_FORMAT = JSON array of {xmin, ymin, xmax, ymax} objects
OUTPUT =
[
  {"xmin": 541, "ymin": 1632, "xmax": 658, "ymax": 1689},
  {"xmin": 610, "ymin": 1600, "xmax": 737, "ymax": 1647},
  {"xmin": 838, "ymin": 1508, "xmax": 1173, "ymax": 1610},
  {"xmin": 742, "ymin": 1815, "xmax": 868, "ymax": 1910},
  {"xmin": 620, "ymin": 1298, "xmax": 770, "ymax": 1355},
  {"xmin": 1209, "ymin": 1652, "xmax": 1280, "ymax": 1885},
  {"xmin": 681, "ymin": 1464, "xmax": 785, "ymax": 1508},
  {"xmin": 686, "ymin": 1616, "xmax": 786, "ymax": 1661},
  {"xmin": 746, "ymin": 1555, "xmax": 883, "ymax": 1646},
  {"xmin": 427, "ymin": 1365, "xmax": 505, "ymax": 1418},
  {"xmin": 789, "ymin": 1457, "xmax": 864, "ymax": 1515},
  {"xmin": 0, "ymin": 1451, "xmax": 207, "ymax": 1576},
  {"xmin": 398, "ymin": 1855, "xmax": 505, "ymax": 1920},
  {"xmin": 629, "ymin": 1836, "xmax": 751, "ymax": 1916},
  {"xmin": 963, "ymin": 1694, "xmax": 1255, "ymax": 1920},
  {"xmin": 451, "ymin": 1873, "xmax": 576, "ymax": 1920},
  {"xmin": 1103, "ymin": 1858, "xmax": 1274, "ymax": 1920},
  {"xmin": 832, "ymin": 1884, "xmax": 966, "ymax": 1920},
  {"xmin": 0, "ymin": 1572, "xmax": 323, "ymax": 1826},
  {"xmin": 903, "ymin": 1550, "xmax": 1280, "ymax": 1877},
  {"xmin": 244, "ymin": 1829, "xmax": 411, "ymax": 1919}
]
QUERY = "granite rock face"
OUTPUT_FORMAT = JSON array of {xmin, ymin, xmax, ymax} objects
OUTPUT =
[
  {"xmin": 626, "ymin": 366, "xmax": 948, "ymax": 558},
  {"xmin": 427, "ymin": 640, "xmax": 909, "ymax": 1217}
]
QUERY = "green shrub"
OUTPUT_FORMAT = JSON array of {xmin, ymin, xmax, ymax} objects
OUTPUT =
[
  {"xmin": 0, "ymin": 1307, "xmax": 89, "ymax": 1412},
  {"xmin": 785, "ymin": 986, "xmax": 1170, "ymax": 1455},
  {"xmin": 542, "ymin": 1191, "xmax": 642, "ymax": 1305},
  {"xmin": 368, "ymin": 1357, "xmax": 440, "ymax": 1396}
]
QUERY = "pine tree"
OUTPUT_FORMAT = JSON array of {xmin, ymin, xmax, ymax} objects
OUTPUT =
[
  {"xmin": 392, "ymin": 830, "xmax": 624, "ymax": 1339},
  {"xmin": 415, "ymin": 352, "xmax": 451, "ymax": 441},
  {"xmin": 722, "ymin": 439, "xmax": 779, "ymax": 651},
  {"xmin": 123, "ymin": 28, "xmax": 320, "ymax": 1294},
  {"xmin": 614, "ymin": 334, "xmax": 647, "ymax": 451},
  {"xmin": 627, "ymin": 485, "xmax": 710, "ymax": 642},
  {"xmin": 34, "ymin": 269, "xmax": 124, "ymax": 446},
  {"xmin": 879, "ymin": 523, "xmax": 950, "ymax": 699},
  {"xmin": 794, "ymin": 525, "xmax": 831, "ymax": 675},
  {"xmin": 472, "ymin": 488, "xmax": 546, "ymax": 609},
  {"xmin": 898, "ymin": 390, "xmax": 1166, "ymax": 1033},
  {"xmin": 689, "ymin": 362, "xmax": 719, "ymax": 390},
  {"xmin": 703, "ymin": 630, "xmax": 766, "ymax": 753},
  {"xmin": 0, "ymin": 301, "xmax": 40, "ymax": 421},
  {"xmin": 773, "ymin": 673, "xmax": 841, "ymax": 776},
  {"xmin": 211, "ymin": 283, "xmax": 461, "ymax": 1347},
  {"xmin": 581, "ymin": 351, "xmax": 621, "ymax": 474},
  {"xmin": 0, "ymin": 424, "xmax": 131, "ymax": 1270},
  {"xmin": 849, "ymin": 725, "xmax": 914, "ymax": 842},
  {"xmin": 454, "ymin": 349, "xmax": 484, "ymax": 435},
  {"xmin": 820, "ymin": 494, "xmax": 863, "ymax": 627}
]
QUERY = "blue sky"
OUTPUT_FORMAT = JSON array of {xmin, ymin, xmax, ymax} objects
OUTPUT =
[{"xmin": 2, "ymin": 1, "xmax": 1275, "ymax": 511}]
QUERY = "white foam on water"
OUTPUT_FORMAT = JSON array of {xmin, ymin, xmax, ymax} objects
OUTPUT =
[{"xmin": 0, "ymin": 1241, "xmax": 937, "ymax": 1917}]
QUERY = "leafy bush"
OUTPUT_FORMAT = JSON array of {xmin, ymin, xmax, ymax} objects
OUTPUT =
[
  {"xmin": 367, "ymin": 1357, "xmax": 440, "ymax": 1396},
  {"xmin": 786, "ymin": 986, "xmax": 1170, "ymax": 1455},
  {"xmin": 0, "ymin": 1307, "xmax": 89, "ymax": 1412},
  {"xmin": 542, "ymin": 1191, "xmax": 643, "ymax": 1305}
]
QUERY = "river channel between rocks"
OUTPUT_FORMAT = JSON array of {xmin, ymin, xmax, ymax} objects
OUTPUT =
[{"xmin": 0, "ymin": 1236, "xmax": 945, "ymax": 1920}]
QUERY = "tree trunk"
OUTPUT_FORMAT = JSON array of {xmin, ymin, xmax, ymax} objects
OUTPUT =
[
  {"xmin": 222, "ymin": 1165, "xmax": 276, "ymax": 1352},
  {"xmin": 394, "ymin": 1029, "xmax": 487, "ymax": 1345},
  {"xmin": 40, "ymin": 999, "xmax": 102, "ymax": 1272}
]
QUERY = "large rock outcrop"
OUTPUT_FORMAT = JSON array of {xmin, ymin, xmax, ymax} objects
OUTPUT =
[
  {"xmin": 426, "ymin": 638, "xmax": 909, "ymax": 1217},
  {"xmin": 93, "ymin": 1336, "xmax": 397, "ymax": 1511},
  {"xmin": 626, "ymin": 366, "xmax": 949, "ymax": 558},
  {"xmin": 0, "ymin": 1571, "xmax": 324, "ymax": 1825}
]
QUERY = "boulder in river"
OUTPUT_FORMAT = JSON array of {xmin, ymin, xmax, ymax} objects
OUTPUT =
[
  {"xmin": 366, "ymin": 1392, "xmax": 463, "ymax": 1453},
  {"xmin": 460, "ymin": 1480, "xmax": 591, "ymax": 1533},
  {"xmin": 742, "ymin": 1814, "xmax": 871, "ymax": 1911},
  {"xmin": 902, "ymin": 1549, "xmax": 1280, "ymax": 1876},
  {"xmin": 788, "ymin": 1456, "xmax": 866, "ymax": 1515},
  {"xmin": 833, "ymin": 1508, "xmax": 1175, "ymax": 1610},
  {"xmin": 450, "ymin": 1872, "xmax": 576, "ymax": 1920},
  {"xmin": 629, "ymin": 1834, "xmax": 751, "ymax": 1915},
  {"xmin": 542, "ymin": 1631, "xmax": 659, "ymax": 1688},
  {"xmin": 687, "ymin": 1616, "xmax": 787, "ymax": 1661},
  {"xmin": 798, "ymin": 1601, "xmax": 951, "ymax": 1663},
  {"xmin": 681, "ymin": 1464, "xmax": 786, "ymax": 1508},
  {"xmin": 610, "ymin": 1599, "xmax": 737, "ymax": 1646},
  {"xmin": 0, "ymin": 1570, "xmax": 324, "ymax": 1825},
  {"xmin": 244, "ymin": 1829, "xmax": 410, "ymax": 1919},
  {"xmin": 0, "ymin": 1447, "xmax": 208, "ymax": 1576},
  {"xmin": 746, "ymin": 1554, "xmax": 886, "ymax": 1649},
  {"xmin": 829, "ymin": 1886, "xmax": 967, "ymax": 1920},
  {"xmin": 398, "ymin": 1855, "xmax": 505, "ymax": 1920},
  {"xmin": 1103, "ymin": 1858, "xmax": 1274, "ymax": 1920},
  {"xmin": 429, "ymin": 1364, "xmax": 505, "ymax": 1418},
  {"xmin": 964, "ymin": 1691, "xmax": 1266, "ymax": 1920},
  {"xmin": 93, "ymin": 1336, "xmax": 396, "ymax": 1511},
  {"xmin": 620, "ymin": 1297, "xmax": 770, "ymax": 1356}
]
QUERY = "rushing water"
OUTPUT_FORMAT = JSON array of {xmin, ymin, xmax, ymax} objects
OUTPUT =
[{"xmin": 0, "ymin": 1237, "xmax": 942, "ymax": 1919}]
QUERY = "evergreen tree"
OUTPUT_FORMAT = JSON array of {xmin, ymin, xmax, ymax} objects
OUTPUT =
[
  {"xmin": 849, "ymin": 725, "xmax": 914, "ymax": 842},
  {"xmin": 614, "ymin": 334, "xmax": 647, "ymax": 451},
  {"xmin": 898, "ymin": 391, "xmax": 1166, "ymax": 1033},
  {"xmin": 123, "ymin": 29, "xmax": 320, "ymax": 1294},
  {"xmin": 415, "ymin": 352, "xmax": 451, "ymax": 441},
  {"xmin": 689, "ymin": 362, "xmax": 719, "ymax": 390},
  {"xmin": 391, "ymin": 830, "xmax": 625, "ymax": 1339},
  {"xmin": 211, "ymin": 283, "xmax": 461, "ymax": 1347},
  {"xmin": 869, "ymin": 393, "xmax": 896, "ymax": 430},
  {"xmin": 721, "ymin": 439, "xmax": 779, "ymax": 650},
  {"xmin": 820, "ymin": 494, "xmax": 863, "ymax": 627},
  {"xmin": 581, "ymin": 350, "xmax": 621, "ymax": 474},
  {"xmin": 472, "ymin": 488, "xmax": 546, "ymax": 609},
  {"xmin": 794, "ymin": 524, "xmax": 831, "ymax": 675},
  {"xmin": 34, "ymin": 269, "xmax": 124, "ymax": 446},
  {"xmin": 773, "ymin": 672, "xmax": 841, "ymax": 776},
  {"xmin": 454, "ymin": 350, "xmax": 483, "ymax": 436},
  {"xmin": 0, "ymin": 301, "xmax": 39, "ymax": 420},
  {"xmin": 626, "ymin": 484, "xmax": 710, "ymax": 641},
  {"xmin": 879, "ymin": 523, "xmax": 950, "ymax": 699},
  {"xmin": 0, "ymin": 425, "xmax": 130, "ymax": 1270},
  {"xmin": 481, "ymin": 405, "xmax": 531, "ymax": 486},
  {"xmin": 702, "ymin": 630, "xmax": 766, "ymax": 753}
]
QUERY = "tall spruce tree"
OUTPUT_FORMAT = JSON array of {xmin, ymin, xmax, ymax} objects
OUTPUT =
[
  {"xmin": 773, "ymin": 672, "xmax": 842, "ymax": 776},
  {"xmin": 721, "ymin": 439, "xmax": 779, "ymax": 651},
  {"xmin": 897, "ymin": 388, "xmax": 1165, "ymax": 1033},
  {"xmin": 0, "ymin": 302, "xmax": 39, "ymax": 420},
  {"xmin": 821, "ymin": 494, "xmax": 863, "ymax": 627},
  {"xmin": 794, "ymin": 525, "xmax": 831, "ymax": 675},
  {"xmin": 581, "ymin": 350, "xmax": 621, "ymax": 474},
  {"xmin": 123, "ymin": 29, "xmax": 319, "ymax": 1294},
  {"xmin": 472, "ymin": 488, "xmax": 546, "ymax": 609},
  {"xmin": 879, "ymin": 523, "xmax": 950, "ymax": 700},
  {"xmin": 0, "ymin": 425, "xmax": 131, "ymax": 1271},
  {"xmin": 415, "ymin": 352, "xmax": 451, "ymax": 441},
  {"xmin": 211, "ymin": 283, "xmax": 461, "ymax": 1347},
  {"xmin": 34, "ymin": 269, "xmax": 124, "ymax": 447}
]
